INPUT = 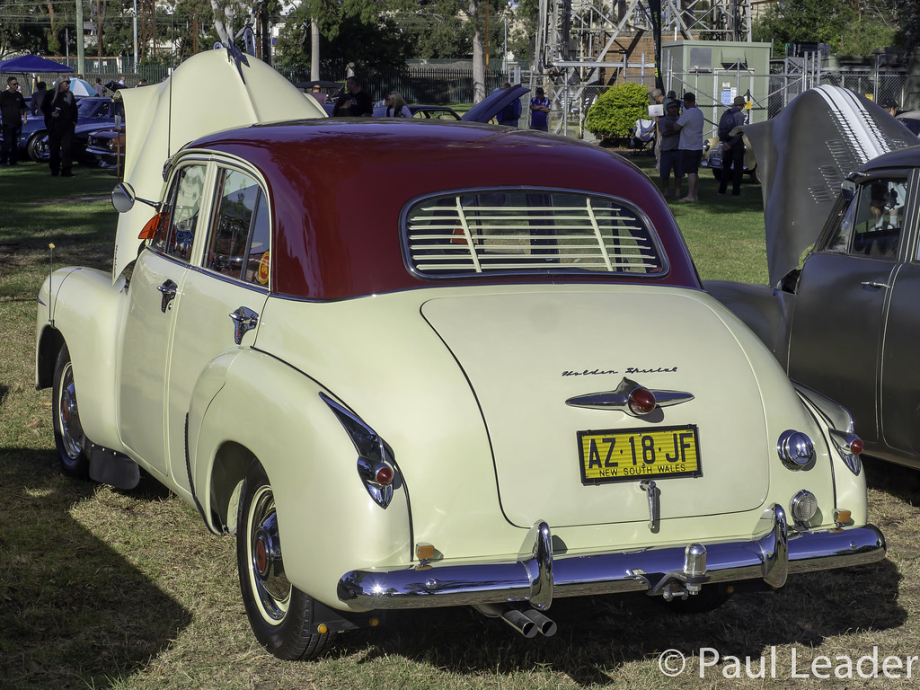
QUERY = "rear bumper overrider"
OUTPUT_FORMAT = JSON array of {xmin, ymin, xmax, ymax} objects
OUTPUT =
[{"xmin": 337, "ymin": 506, "xmax": 885, "ymax": 610}]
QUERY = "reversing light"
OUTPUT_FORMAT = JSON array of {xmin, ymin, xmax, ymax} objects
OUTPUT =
[
  {"xmin": 790, "ymin": 490, "xmax": 818, "ymax": 524},
  {"xmin": 627, "ymin": 387, "xmax": 657, "ymax": 416},
  {"xmin": 777, "ymin": 430, "xmax": 815, "ymax": 470}
]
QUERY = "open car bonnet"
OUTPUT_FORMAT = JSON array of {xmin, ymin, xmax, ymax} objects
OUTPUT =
[
  {"xmin": 745, "ymin": 85, "xmax": 915, "ymax": 287},
  {"xmin": 462, "ymin": 85, "xmax": 530, "ymax": 123},
  {"xmin": 111, "ymin": 48, "xmax": 325, "ymax": 282}
]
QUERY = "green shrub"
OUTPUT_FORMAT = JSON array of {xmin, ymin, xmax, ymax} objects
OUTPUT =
[{"xmin": 585, "ymin": 82, "xmax": 651, "ymax": 140}]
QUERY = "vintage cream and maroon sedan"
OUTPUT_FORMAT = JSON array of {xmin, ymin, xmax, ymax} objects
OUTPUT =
[{"xmin": 35, "ymin": 51, "xmax": 885, "ymax": 660}]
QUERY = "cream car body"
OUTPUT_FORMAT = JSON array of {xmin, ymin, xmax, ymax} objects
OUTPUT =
[{"xmin": 36, "ymin": 51, "xmax": 885, "ymax": 660}]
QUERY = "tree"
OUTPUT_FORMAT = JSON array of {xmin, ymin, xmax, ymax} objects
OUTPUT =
[
  {"xmin": 274, "ymin": 1, "xmax": 413, "ymax": 78},
  {"xmin": 892, "ymin": 0, "xmax": 920, "ymax": 52},
  {"xmin": 469, "ymin": 0, "xmax": 483, "ymax": 101},
  {"xmin": 752, "ymin": 0, "xmax": 896, "ymax": 56}
]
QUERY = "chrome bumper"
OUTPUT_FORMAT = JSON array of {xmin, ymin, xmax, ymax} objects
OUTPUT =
[{"xmin": 337, "ymin": 506, "xmax": 885, "ymax": 610}]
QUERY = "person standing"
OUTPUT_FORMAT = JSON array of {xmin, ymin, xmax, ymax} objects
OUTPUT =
[
  {"xmin": 672, "ymin": 92, "xmax": 705, "ymax": 202},
  {"xmin": 529, "ymin": 87, "xmax": 551, "ymax": 131},
  {"xmin": 496, "ymin": 83, "xmax": 522, "ymax": 127},
  {"xmin": 717, "ymin": 95, "xmax": 748, "ymax": 196},
  {"xmin": 378, "ymin": 92, "xmax": 412, "ymax": 118},
  {"xmin": 31, "ymin": 81, "xmax": 48, "ymax": 116},
  {"xmin": 310, "ymin": 85, "xmax": 328, "ymax": 105},
  {"xmin": 332, "ymin": 76, "xmax": 373, "ymax": 117},
  {"xmin": 657, "ymin": 100, "xmax": 684, "ymax": 199},
  {"xmin": 0, "ymin": 76, "xmax": 28, "ymax": 167},
  {"xmin": 42, "ymin": 77, "xmax": 79, "ymax": 177},
  {"xmin": 94, "ymin": 78, "xmax": 105, "ymax": 96}
]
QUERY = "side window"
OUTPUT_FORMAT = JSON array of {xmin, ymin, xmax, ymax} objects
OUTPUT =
[
  {"xmin": 151, "ymin": 164, "xmax": 207, "ymax": 263},
  {"xmin": 206, "ymin": 168, "xmax": 270, "ymax": 286},
  {"xmin": 829, "ymin": 177, "xmax": 907, "ymax": 258}
]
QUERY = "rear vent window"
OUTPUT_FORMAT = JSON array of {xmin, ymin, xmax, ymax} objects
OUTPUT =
[{"xmin": 403, "ymin": 190, "xmax": 667, "ymax": 278}]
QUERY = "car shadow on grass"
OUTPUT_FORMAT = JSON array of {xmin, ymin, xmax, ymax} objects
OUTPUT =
[
  {"xmin": 0, "ymin": 448, "xmax": 191, "ymax": 690},
  {"xmin": 334, "ymin": 542, "xmax": 903, "ymax": 686}
]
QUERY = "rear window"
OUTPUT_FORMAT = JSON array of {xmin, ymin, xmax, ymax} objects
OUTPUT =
[{"xmin": 402, "ymin": 189, "xmax": 667, "ymax": 278}]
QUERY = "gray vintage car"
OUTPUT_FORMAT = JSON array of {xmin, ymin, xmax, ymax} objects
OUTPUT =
[{"xmin": 708, "ymin": 86, "xmax": 920, "ymax": 468}]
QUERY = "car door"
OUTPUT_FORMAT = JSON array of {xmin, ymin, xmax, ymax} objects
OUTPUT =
[
  {"xmin": 788, "ymin": 172, "xmax": 911, "ymax": 443},
  {"xmin": 119, "ymin": 162, "xmax": 209, "ymax": 475},
  {"xmin": 164, "ymin": 163, "xmax": 271, "ymax": 489},
  {"xmin": 879, "ymin": 169, "xmax": 920, "ymax": 455}
]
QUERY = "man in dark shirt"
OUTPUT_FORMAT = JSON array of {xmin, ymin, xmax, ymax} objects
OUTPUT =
[
  {"xmin": 42, "ymin": 77, "xmax": 79, "ymax": 177},
  {"xmin": 31, "ymin": 81, "xmax": 48, "ymax": 117},
  {"xmin": 332, "ymin": 77, "xmax": 373, "ymax": 117},
  {"xmin": 717, "ymin": 96, "xmax": 748, "ymax": 196},
  {"xmin": 1, "ymin": 76, "xmax": 28, "ymax": 166}
]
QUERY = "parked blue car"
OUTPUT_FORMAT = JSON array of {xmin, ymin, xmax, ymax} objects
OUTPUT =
[{"xmin": 0, "ymin": 97, "xmax": 122, "ymax": 162}]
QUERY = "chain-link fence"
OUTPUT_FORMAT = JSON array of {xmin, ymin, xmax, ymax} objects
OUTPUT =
[{"xmin": 528, "ymin": 65, "xmax": 911, "ymax": 141}]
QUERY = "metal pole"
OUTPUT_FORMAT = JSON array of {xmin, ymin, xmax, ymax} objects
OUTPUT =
[
  {"xmin": 133, "ymin": 0, "xmax": 139, "ymax": 72},
  {"xmin": 76, "ymin": 0, "xmax": 85, "ymax": 76}
]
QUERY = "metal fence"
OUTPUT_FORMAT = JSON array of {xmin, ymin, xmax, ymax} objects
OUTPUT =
[{"xmin": 526, "ymin": 65, "xmax": 911, "ymax": 141}]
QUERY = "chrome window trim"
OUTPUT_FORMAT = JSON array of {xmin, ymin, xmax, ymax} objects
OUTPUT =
[
  {"xmin": 165, "ymin": 151, "xmax": 274, "ymax": 291},
  {"xmin": 398, "ymin": 186, "xmax": 670, "ymax": 281}
]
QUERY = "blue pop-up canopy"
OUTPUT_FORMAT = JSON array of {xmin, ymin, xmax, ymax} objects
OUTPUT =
[{"xmin": 0, "ymin": 54, "xmax": 74, "ymax": 73}]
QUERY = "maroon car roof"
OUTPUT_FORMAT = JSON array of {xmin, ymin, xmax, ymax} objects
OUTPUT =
[{"xmin": 190, "ymin": 119, "xmax": 701, "ymax": 300}]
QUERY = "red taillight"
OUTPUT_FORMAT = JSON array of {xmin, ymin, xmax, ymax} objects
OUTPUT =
[
  {"xmin": 849, "ymin": 436, "xmax": 865, "ymax": 455},
  {"xmin": 375, "ymin": 466, "xmax": 394, "ymax": 486},
  {"xmin": 628, "ymin": 387, "xmax": 657, "ymax": 415}
]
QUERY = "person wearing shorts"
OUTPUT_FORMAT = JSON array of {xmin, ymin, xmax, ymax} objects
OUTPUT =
[
  {"xmin": 658, "ymin": 100, "xmax": 683, "ymax": 198},
  {"xmin": 672, "ymin": 92, "xmax": 704, "ymax": 202}
]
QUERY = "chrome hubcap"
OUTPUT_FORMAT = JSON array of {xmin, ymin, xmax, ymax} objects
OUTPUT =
[
  {"xmin": 247, "ymin": 485, "xmax": 291, "ymax": 623},
  {"xmin": 57, "ymin": 362, "xmax": 84, "ymax": 461}
]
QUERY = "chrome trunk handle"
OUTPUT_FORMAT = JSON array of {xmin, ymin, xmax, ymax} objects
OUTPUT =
[
  {"xmin": 229, "ymin": 306, "xmax": 259, "ymax": 344},
  {"xmin": 860, "ymin": 281, "xmax": 889, "ymax": 289}
]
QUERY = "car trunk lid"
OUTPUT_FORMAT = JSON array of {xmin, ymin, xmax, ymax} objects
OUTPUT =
[{"xmin": 421, "ymin": 288, "xmax": 770, "ymax": 528}]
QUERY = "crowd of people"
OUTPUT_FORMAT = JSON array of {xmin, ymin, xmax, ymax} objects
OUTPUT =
[{"xmin": 652, "ymin": 88, "xmax": 748, "ymax": 203}]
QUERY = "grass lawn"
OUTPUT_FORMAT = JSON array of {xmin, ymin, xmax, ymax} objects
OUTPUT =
[{"xmin": 1, "ymin": 158, "xmax": 918, "ymax": 690}]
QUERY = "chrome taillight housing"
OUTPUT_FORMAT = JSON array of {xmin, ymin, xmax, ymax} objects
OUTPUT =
[
  {"xmin": 829, "ymin": 430, "xmax": 864, "ymax": 476},
  {"xmin": 321, "ymin": 393, "xmax": 400, "ymax": 509},
  {"xmin": 777, "ymin": 430, "xmax": 815, "ymax": 470}
]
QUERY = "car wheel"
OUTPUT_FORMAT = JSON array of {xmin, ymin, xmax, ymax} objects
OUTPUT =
[
  {"xmin": 710, "ymin": 169, "xmax": 722, "ymax": 182},
  {"xmin": 52, "ymin": 345, "xmax": 90, "ymax": 479},
  {"xmin": 656, "ymin": 583, "xmax": 732, "ymax": 614},
  {"xmin": 237, "ymin": 460, "xmax": 333, "ymax": 660},
  {"xmin": 749, "ymin": 166, "xmax": 761, "ymax": 184},
  {"xmin": 27, "ymin": 133, "xmax": 44, "ymax": 162}
]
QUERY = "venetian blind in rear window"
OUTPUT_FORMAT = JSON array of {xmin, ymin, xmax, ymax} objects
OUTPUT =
[{"xmin": 403, "ymin": 189, "xmax": 667, "ymax": 278}]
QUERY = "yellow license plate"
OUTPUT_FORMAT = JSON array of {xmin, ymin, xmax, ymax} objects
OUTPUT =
[{"xmin": 577, "ymin": 425, "xmax": 702, "ymax": 484}]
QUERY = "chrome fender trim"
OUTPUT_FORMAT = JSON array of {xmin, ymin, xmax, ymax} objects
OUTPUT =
[{"xmin": 337, "ymin": 507, "xmax": 885, "ymax": 610}]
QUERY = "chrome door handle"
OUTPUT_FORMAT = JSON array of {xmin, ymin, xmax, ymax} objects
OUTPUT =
[
  {"xmin": 229, "ymin": 306, "xmax": 259, "ymax": 344},
  {"xmin": 860, "ymin": 281, "xmax": 889, "ymax": 289},
  {"xmin": 157, "ymin": 279, "xmax": 178, "ymax": 312}
]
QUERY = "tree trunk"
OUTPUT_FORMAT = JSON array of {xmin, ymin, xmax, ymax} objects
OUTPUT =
[
  {"xmin": 210, "ymin": 0, "xmax": 234, "ymax": 46},
  {"xmin": 469, "ymin": 0, "xmax": 485, "ymax": 103},
  {"xmin": 311, "ymin": 19, "xmax": 319, "ymax": 81},
  {"xmin": 96, "ymin": 0, "xmax": 106, "ymax": 59}
]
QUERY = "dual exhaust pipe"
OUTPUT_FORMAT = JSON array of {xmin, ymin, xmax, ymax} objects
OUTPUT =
[{"xmin": 476, "ymin": 604, "xmax": 557, "ymax": 638}]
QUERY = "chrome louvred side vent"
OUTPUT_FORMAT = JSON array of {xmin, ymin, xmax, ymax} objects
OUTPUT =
[
  {"xmin": 403, "ymin": 189, "xmax": 667, "ymax": 278},
  {"xmin": 565, "ymin": 377, "xmax": 694, "ymax": 417}
]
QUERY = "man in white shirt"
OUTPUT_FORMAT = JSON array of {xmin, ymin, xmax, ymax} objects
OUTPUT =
[{"xmin": 672, "ymin": 92, "xmax": 705, "ymax": 202}]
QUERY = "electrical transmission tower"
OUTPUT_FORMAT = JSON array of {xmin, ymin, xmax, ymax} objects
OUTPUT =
[{"xmin": 536, "ymin": 0, "xmax": 752, "ymax": 84}]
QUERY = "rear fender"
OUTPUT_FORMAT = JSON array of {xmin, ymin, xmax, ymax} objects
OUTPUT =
[
  {"xmin": 189, "ymin": 349, "xmax": 412, "ymax": 608},
  {"xmin": 35, "ymin": 268, "xmax": 128, "ymax": 452}
]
